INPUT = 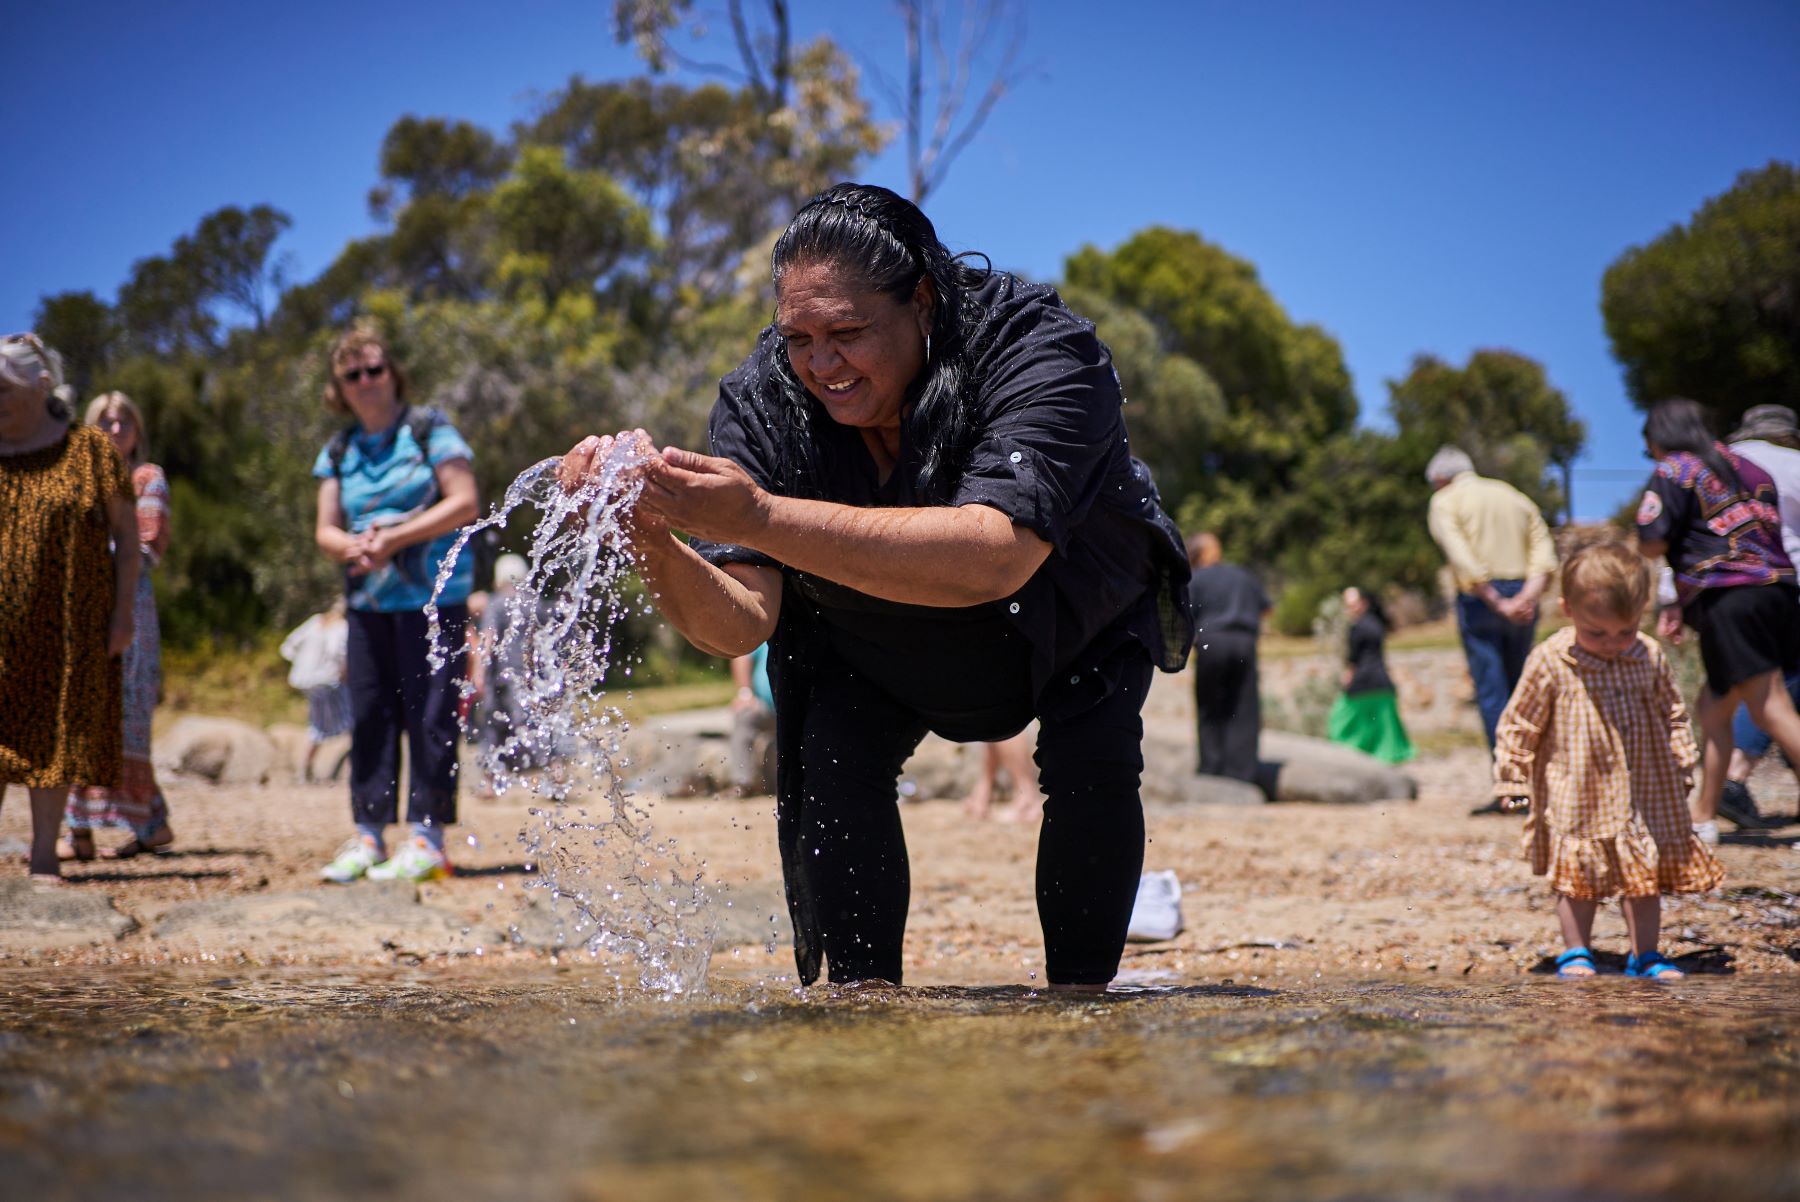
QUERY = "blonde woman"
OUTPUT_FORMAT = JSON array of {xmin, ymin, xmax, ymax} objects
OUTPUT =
[
  {"xmin": 64, "ymin": 392, "xmax": 174, "ymax": 859},
  {"xmin": 0, "ymin": 335, "xmax": 137, "ymax": 881}
]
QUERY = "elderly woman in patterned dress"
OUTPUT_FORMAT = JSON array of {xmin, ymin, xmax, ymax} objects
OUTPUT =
[
  {"xmin": 0, "ymin": 335, "xmax": 138, "ymax": 882},
  {"xmin": 63, "ymin": 392, "xmax": 174, "ymax": 860}
]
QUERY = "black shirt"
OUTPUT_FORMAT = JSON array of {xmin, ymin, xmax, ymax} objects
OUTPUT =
[
  {"xmin": 1186, "ymin": 563, "xmax": 1269, "ymax": 639},
  {"xmin": 692, "ymin": 270, "xmax": 1193, "ymax": 718},
  {"xmin": 1343, "ymin": 613, "xmax": 1394, "ymax": 695}
]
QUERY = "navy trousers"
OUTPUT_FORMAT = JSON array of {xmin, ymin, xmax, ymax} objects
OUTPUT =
[
  {"xmin": 1455, "ymin": 580, "xmax": 1536, "ymax": 749},
  {"xmin": 345, "ymin": 606, "xmax": 466, "ymax": 829}
]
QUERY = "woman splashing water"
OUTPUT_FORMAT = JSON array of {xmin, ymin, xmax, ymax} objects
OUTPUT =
[{"xmin": 561, "ymin": 184, "xmax": 1193, "ymax": 991}]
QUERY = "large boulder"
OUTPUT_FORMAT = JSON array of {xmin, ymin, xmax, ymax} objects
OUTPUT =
[
  {"xmin": 1140, "ymin": 724, "xmax": 1415, "ymax": 805},
  {"xmin": 1257, "ymin": 730, "xmax": 1417, "ymax": 804},
  {"xmin": 264, "ymin": 722, "xmax": 311, "ymax": 779},
  {"xmin": 900, "ymin": 734, "xmax": 979, "ymax": 801},
  {"xmin": 623, "ymin": 701, "xmax": 1416, "ymax": 805},
  {"xmin": 155, "ymin": 716, "xmax": 277, "ymax": 785},
  {"xmin": 627, "ymin": 709, "xmax": 993, "ymax": 802},
  {"xmin": 627, "ymin": 709, "xmax": 736, "ymax": 797},
  {"xmin": 0, "ymin": 878, "xmax": 138, "ymax": 948},
  {"xmin": 153, "ymin": 880, "xmax": 474, "ymax": 955}
]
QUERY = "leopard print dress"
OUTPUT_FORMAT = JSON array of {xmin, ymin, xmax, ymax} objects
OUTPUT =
[{"xmin": 0, "ymin": 424, "xmax": 129, "ymax": 787}]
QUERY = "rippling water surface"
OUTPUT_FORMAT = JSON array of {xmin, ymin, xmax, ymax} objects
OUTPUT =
[{"xmin": 2, "ymin": 966, "xmax": 1795, "ymax": 1201}]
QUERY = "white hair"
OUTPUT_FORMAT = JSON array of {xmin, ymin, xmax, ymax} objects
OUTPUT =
[
  {"xmin": 1424, "ymin": 445, "xmax": 1475, "ymax": 484},
  {"xmin": 1, "ymin": 333, "xmax": 76, "ymax": 417}
]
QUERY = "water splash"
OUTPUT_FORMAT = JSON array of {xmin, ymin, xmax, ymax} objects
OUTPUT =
[{"xmin": 426, "ymin": 448, "xmax": 716, "ymax": 999}]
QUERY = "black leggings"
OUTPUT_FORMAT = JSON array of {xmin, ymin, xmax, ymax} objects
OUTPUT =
[{"xmin": 797, "ymin": 652, "xmax": 1153, "ymax": 986}]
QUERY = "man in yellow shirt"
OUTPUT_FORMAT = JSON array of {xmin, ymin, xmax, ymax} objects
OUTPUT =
[{"xmin": 1425, "ymin": 446, "xmax": 1558, "ymax": 766}]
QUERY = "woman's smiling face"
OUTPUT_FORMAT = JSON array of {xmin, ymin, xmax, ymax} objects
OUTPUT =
[{"xmin": 775, "ymin": 259, "xmax": 932, "ymax": 435}]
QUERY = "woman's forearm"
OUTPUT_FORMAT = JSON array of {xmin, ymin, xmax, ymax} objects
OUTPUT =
[
  {"xmin": 317, "ymin": 524, "xmax": 356, "ymax": 559},
  {"xmin": 636, "ymin": 536, "xmax": 779, "ymax": 658},
  {"xmin": 749, "ymin": 496, "xmax": 1049, "ymax": 607},
  {"xmin": 374, "ymin": 491, "xmax": 480, "ymax": 551},
  {"xmin": 110, "ymin": 513, "xmax": 140, "ymax": 618}
]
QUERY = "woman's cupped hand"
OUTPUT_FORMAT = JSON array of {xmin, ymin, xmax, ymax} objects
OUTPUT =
[
  {"xmin": 558, "ymin": 432, "xmax": 768, "ymax": 547},
  {"xmin": 637, "ymin": 447, "xmax": 768, "ymax": 546}
]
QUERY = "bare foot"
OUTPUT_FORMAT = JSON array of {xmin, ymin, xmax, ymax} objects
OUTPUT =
[
  {"xmin": 961, "ymin": 785, "xmax": 994, "ymax": 820},
  {"xmin": 997, "ymin": 794, "xmax": 1045, "ymax": 824},
  {"xmin": 55, "ymin": 830, "xmax": 95, "ymax": 862}
]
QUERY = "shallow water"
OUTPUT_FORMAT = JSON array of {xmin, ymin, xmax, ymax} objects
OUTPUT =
[{"xmin": 1, "ymin": 967, "xmax": 1794, "ymax": 1201}]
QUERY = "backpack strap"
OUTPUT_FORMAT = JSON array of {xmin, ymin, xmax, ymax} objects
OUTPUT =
[
  {"xmin": 327, "ymin": 406, "xmax": 445, "ymax": 478},
  {"xmin": 326, "ymin": 425, "xmax": 356, "ymax": 477},
  {"xmin": 404, "ymin": 405, "xmax": 445, "ymax": 454}
]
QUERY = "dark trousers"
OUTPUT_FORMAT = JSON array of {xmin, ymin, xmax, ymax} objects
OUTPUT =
[
  {"xmin": 798, "ymin": 653, "xmax": 1154, "ymax": 986},
  {"xmin": 1191, "ymin": 631, "xmax": 1260, "ymax": 782},
  {"xmin": 1454, "ymin": 580, "xmax": 1535, "ymax": 748},
  {"xmin": 346, "ymin": 606, "xmax": 466, "ymax": 829}
]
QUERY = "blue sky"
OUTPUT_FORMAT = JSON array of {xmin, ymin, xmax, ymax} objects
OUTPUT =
[{"xmin": 8, "ymin": 0, "xmax": 1798, "ymax": 519}]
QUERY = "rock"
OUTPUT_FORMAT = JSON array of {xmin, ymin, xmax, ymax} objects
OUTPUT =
[
  {"xmin": 0, "ymin": 879, "xmax": 138, "ymax": 948},
  {"xmin": 156, "ymin": 716, "xmax": 277, "ymax": 786},
  {"xmin": 711, "ymin": 880, "xmax": 792, "ymax": 948},
  {"xmin": 264, "ymin": 723, "xmax": 311, "ymax": 779},
  {"xmin": 152, "ymin": 881, "xmax": 475, "ymax": 954},
  {"xmin": 266, "ymin": 723, "xmax": 350, "ymax": 783},
  {"xmin": 1143, "ymin": 770, "xmax": 1268, "ymax": 807},
  {"xmin": 486, "ymin": 877, "xmax": 791, "ymax": 953},
  {"xmin": 900, "ymin": 734, "xmax": 979, "ymax": 801},
  {"xmin": 1140, "ymin": 724, "xmax": 1259, "ymax": 804},
  {"xmin": 1140, "ymin": 724, "xmax": 1415, "ymax": 805},
  {"xmin": 1256, "ymin": 731, "xmax": 1418, "ymax": 804},
  {"xmin": 623, "ymin": 697, "xmax": 1413, "ymax": 806},
  {"xmin": 627, "ymin": 709, "xmax": 735, "ymax": 797}
]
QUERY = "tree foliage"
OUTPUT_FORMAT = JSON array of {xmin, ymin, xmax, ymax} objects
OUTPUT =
[
  {"xmin": 1064, "ymin": 227, "xmax": 1360, "ymax": 592},
  {"xmin": 1387, "ymin": 349, "xmax": 1585, "ymax": 522},
  {"xmin": 33, "ymin": 290, "xmax": 115, "ymax": 399},
  {"xmin": 27, "ymin": 27, "xmax": 1605, "ymax": 654},
  {"xmin": 1603, "ymin": 161, "xmax": 1800, "ymax": 431},
  {"xmin": 1063, "ymin": 232, "xmax": 1584, "ymax": 633}
]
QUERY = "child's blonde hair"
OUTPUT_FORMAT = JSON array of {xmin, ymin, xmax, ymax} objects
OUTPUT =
[{"xmin": 1561, "ymin": 539, "xmax": 1651, "ymax": 620}]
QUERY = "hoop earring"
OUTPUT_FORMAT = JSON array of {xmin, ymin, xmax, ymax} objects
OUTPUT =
[{"xmin": 925, "ymin": 333, "xmax": 933, "ymax": 362}]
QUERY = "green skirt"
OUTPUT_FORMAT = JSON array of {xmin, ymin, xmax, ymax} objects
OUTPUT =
[{"xmin": 1327, "ymin": 689, "xmax": 1415, "ymax": 764}]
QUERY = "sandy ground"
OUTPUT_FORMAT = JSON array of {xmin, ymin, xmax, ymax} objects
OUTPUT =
[{"xmin": 5, "ymin": 677, "xmax": 1797, "ymax": 983}]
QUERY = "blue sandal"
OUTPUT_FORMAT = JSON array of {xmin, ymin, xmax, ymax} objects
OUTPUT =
[
  {"xmin": 1554, "ymin": 947, "xmax": 1598, "ymax": 978},
  {"xmin": 1625, "ymin": 951, "xmax": 1685, "ymax": 980}
]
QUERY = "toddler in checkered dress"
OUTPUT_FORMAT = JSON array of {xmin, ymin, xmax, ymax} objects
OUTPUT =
[{"xmin": 1492, "ymin": 541, "xmax": 1722, "ymax": 980}]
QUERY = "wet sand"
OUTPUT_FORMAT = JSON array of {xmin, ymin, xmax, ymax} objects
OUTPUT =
[
  {"xmin": 3, "ymin": 743, "xmax": 1796, "ymax": 982},
  {"xmin": 4, "ymin": 684, "xmax": 1799, "ymax": 1199}
]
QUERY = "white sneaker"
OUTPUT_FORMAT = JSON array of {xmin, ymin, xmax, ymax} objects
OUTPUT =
[
  {"xmin": 1127, "ymin": 870, "xmax": 1183, "ymax": 942},
  {"xmin": 365, "ymin": 839, "xmax": 452, "ymax": 882},
  {"xmin": 1692, "ymin": 820, "xmax": 1720, "ymax": 847},
  {"xmin": 320, "ymin": 837, "xmax": 382, "ymax": 883}
]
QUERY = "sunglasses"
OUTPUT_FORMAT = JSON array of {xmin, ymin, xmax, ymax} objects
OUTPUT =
[{"xmin": 339, "ymin": 363, "xmax": 388, "ymax": 384}]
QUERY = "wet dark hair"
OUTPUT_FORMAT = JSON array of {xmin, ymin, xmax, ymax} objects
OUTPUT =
[
  {"xmin": 768, "ymin": 182, "xmax": 991, "ymax": 502},
  {"xmin": 1643, "ymin": 398, "xmax": 1739, "ymax": 492}
]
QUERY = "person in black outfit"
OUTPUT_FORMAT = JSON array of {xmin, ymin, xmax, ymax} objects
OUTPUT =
[
  {"xmin": 559, "ymin": 184, "xmax": 1193, "ymax": 990},
  {"xmin": 1185, "ymin": 532, "xmax": 1270, "ymax": 784}
]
